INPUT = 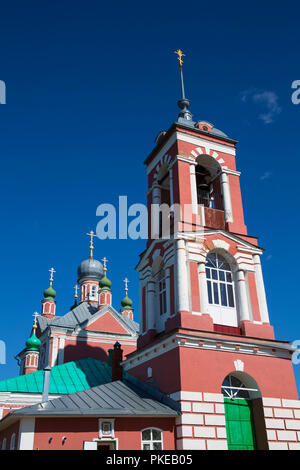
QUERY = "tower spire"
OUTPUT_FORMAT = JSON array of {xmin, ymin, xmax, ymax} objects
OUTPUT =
[
  {"xmin": 174, "ymin": 49, "xmax": 193, "ymax": 122},
  {"xmin": 121, "ymin": 277, "xmax": 133, "ymax": 320}
]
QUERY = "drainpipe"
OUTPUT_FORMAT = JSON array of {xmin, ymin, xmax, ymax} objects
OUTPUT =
[{"xmin": 42, "ymin": 366, "xmax": 51, "ymax": 402}]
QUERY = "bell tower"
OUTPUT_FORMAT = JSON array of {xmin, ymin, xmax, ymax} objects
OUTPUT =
[{"xmin": 124, "ymin": 51, "xmax": 299, "ymax": 451}]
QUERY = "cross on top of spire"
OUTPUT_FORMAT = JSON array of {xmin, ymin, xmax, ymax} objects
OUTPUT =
[
  {"xmin": 49, "ymin": 267, "xmax": 56, "ymax": 285},
  {"xmin": 174, "ymin": 49, "xmax": 193, "ymax": 122},
  {"xmin": 74, "ymin": 284, "xmax": 79, "ymax": 298},
  {"xmin": 123, "ymin": 277, "xmax": 129, "ymax": 292},
  {"xmin": 86, "ymin": 230, "xmax": 96, "ymax": 258},
  {"xmin": 174, "ymin": 49, "xmax": 185, "ymax": 68},
  {"xmin": 102, "ymin": 257, "xmax": 108, "ymax": 272},
  {"xmin": 32, "ymin": 311, "xmax": 39, "ymax": 329}
]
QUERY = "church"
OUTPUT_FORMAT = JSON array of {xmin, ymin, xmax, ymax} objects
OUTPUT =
[{"xmin": 0, "ymin": 51, "xmax": 299, "ymax": 451}]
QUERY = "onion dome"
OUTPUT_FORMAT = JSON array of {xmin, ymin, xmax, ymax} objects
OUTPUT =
[
  {"xmin": 43, "ymin": 285, "xmax": 56, "ymax": 300},
  {"xmin": 26, "ymin": 328, "xmax": 41, "ymax": 351},
  {"xmin": 77, "ymin": 257, "xmax": 104, "ymax": 282},
  {"xmin": 121, "ymin": 294, "xmax": 133, "ymax": 309},
  {"xmin": 99, "ymin": 275, "xmax": 111, "ymax": 290}
]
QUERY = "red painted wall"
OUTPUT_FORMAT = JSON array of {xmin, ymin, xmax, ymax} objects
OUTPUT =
[
  {"xmin": 32, "ymin": 417, "xmax": 175, "ymax": 450},
  {"xmin": 0, "ymin": 421, "xmax": 19, "ymax": 450}
]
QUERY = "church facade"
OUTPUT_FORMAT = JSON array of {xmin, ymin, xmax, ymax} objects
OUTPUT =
[{"xmin": 0, "ymin": 52, "xmax": 299, "ymax": 450}]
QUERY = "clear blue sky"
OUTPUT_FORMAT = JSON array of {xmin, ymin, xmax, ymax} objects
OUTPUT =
[{"xmin": 0, "ymin": 0, "xmax": 299, "ymax": 393}]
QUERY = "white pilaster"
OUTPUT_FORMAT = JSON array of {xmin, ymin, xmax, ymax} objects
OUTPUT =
[
  {"xmin": 175, "ymin": 239, "xmax": 190, "ymax": 312},
  {"xmin": 152, "ymin": 184, "xmax": 161, "ymax": 238},
  {"xmin": 220, "ymin": 171, "xmax": 233, "ymax": 223},
  {"xmin": 58, "ymin": 336, "xmax": 65, "ymax": 365},
  {"xmin": 18, "ymin": 418, "xmax": 35, "ymax": 450},
  {"xmin": 147, "ymin": 280, "xmax": 156, "ymax": 330},
  {"xmin": 198, "ymin": 262, "xmax": 209, "ymax": 313},
  {"xmin": 165, "ymin": 267, "xmax": 171, "ymax": 316},
  {"xmin": 253, "ymin": 254, "xmax": 270, "ymax": 323},
  {"xmin": 169, "ymin": 169, "xmax": 174, "ymax": 207},
  {"xmin": 236, "ymin": 269, "xmax": 250, "ymax": 322},
  {"xmin": 190, "ymin": 163, "xmax": 198, "ymax": 214}
]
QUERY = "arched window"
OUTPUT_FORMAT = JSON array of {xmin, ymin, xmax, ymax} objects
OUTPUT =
[
  {"xmin": 141, "ymin": 428, "xmax": 163, "ymax": 450},
  {"xmin": 10, "ymin": 433, "xmax": 16, "ymax": 450},
  {"xmin": 205, "ymin": 252, "xmax": 237, "ymax": 327},
  {"xmin": 206, "ymin": 252, "xmax": 235, "ymax": 308}
]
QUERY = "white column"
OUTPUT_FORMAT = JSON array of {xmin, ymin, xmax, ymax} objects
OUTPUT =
[
  {"xmin": 220, "ymin": 171, "xmax": 233, "ymax": 223},
  {"xmin": 169, "ymin": 169, "xmax": 174, "ymax": 207},
  {"xmin": 175, "ymin": 239, "xmax": 190, "ymax": 312},
  {"xmin": 190, "ymin": 163, "xmax": 198, "ymax": 214},
  {"xmin": 198, "ymin": 262, "xmax": 209, "ymax": 313},
  {"xmin": 18, "ymin": 418, "xmax": 35, "ymax": 450},
  {"xmin": 165, "ymin": 267, "xmax": 171, "ymax": 316},
  {"xmin": 253, "ymin": 254, "xmax": 270, "ymax": 323},
  {"xmin": 236, "ymin": 269, "xmax": 250, "ymax": 322},
  {"xmin": 147, "ymin": 279, "xmax": 156, "ymax": 330},
  {"xmin": 151, "ymin": 184, "xmax": 161, "ymax": 238}
]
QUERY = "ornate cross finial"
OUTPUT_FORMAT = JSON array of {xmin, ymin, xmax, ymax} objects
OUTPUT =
[
  {"xmin": 32, "ymin": 312, "xmax": 39, "ymax": 329},
  {"xmin": 174, "ymin": 49, "xmax": 185, "ymax": 69},
  {"xmin": 74, "ymin": 284, "xmax": 79, "ymax": 299},
  {"xmin": 49, "ymin": 267, "xmax": 56, "ymax": 285},
  {"xmin": 86, "ymin": 230, "xmax": 96, "ymax": 258},
  {"xmin": 101, "ymin": 257, "xmax": 108, "ymax": 273},
  {"xmin": 123, "ymin": 277, "xmax": 129, "ymax": 293}
]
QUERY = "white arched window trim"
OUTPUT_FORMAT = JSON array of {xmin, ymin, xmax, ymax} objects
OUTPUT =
[
  {"xmin": 10, "ymin": 433, "xmax": 16, "ymax": 450},
  {"xmin": 141, "ymin": 427, "xmax": 163, "ymax": 450}
]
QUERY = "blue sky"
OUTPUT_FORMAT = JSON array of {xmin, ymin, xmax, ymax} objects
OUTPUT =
[{"xmin": 0, "ymin": 0, "xmax": 299, "ymax": 392}]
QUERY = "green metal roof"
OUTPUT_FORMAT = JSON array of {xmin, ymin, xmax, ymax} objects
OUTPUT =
[{"xmin": 0, "ymin": 358, "xmax": 112, "ymax": 395}]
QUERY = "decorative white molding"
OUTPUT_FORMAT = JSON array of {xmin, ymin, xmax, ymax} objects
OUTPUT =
[
  {"xmin": 234, "ymin": 359, "xmax": 244, "ymax": 371},
  {"xmin": 212, "ymin": 239, "xmax": 230, "ymax": 251}
]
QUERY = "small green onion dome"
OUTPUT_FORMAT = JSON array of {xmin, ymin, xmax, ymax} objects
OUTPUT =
[
  {"xmin": 43, "ymin": 285, "xmax": 56, "ymax": 300},
  {"xmin": 99, "ymin": 275, "xmax": 112, "ymax": 290},
  {"xmin": 121, "ymin": 294, "xmax": 133, "ymax": 309},
  {"xmin": 26, "ymin": 329, "xmax": 41, "ymax": 351}
]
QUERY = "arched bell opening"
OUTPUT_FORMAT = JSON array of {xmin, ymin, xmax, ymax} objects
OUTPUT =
[
  {"xmin": 221, "ymin": 372, "xmax": 268, "ymax": 450},
  {"xmin": 195, "ymin": 155, "xmax": 223, "ymax": 210}
]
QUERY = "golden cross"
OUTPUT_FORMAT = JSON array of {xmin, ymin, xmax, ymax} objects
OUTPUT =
[
  {"xmin": 74, "ymin": 285, "xmax": 79, "ymax": 299},
  {"xmin": 174, "ymin": 49, "xmax": 185, "ymax": 68}
]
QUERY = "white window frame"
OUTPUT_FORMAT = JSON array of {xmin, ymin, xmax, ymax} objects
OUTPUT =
[
  {"xmin": 99, "ymin": 419, "xmax": 115, "ymax": 439},
  {"xmin": 90, "ymin": 284, "xmax": 98, "ymax": 300},
  {"xmin": 141, "ymin": 427, "xmax": 163, "ymax": 450}
]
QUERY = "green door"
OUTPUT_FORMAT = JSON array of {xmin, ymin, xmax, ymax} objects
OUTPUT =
[{"xmin": 224, "ymin": 398, "xmax": 257, "ymax": 450}]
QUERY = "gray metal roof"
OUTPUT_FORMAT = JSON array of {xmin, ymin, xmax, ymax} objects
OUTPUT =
[
  {"xmin": 10, "ymin": 376, "xmax": 180, "ymax": 418},
  {"xmin": 38, "ymin": 303, "xmax": 139, "ymax": 335}
]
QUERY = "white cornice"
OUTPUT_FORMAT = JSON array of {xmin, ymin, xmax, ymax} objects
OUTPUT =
[{"xmin": 123, "ymin": 332, "xmax": 293, "ymax": 370}]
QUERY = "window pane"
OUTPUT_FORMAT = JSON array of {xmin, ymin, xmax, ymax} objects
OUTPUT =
[
  {"xmin": 153, "ymin": 442, "xmax": 162, "ymax": 450},
  {"xmin": 227, "ymin": 284, "xmax": 234, "ymax": 307},
  {"xmin": 213, "ymin": 282, "xmax": 219, "ymax": 304},
  {"xmin": 206, "ymin": 268, "xmax": 210, "ymax": 279},
  {"xmin": 220, "ymin": 283, "xmax": 227, "ymax": 306},
  {"xmin": 207, "ymin": 281, "xmax": 212, "ymax": 304},
  {"xmin": 143, "ymin": 444, "xmax": 151, "ymax": 450},
  {"xmin": 219, "ymin": 271, "xmax": 225, "ymax": 281},
  {"xmin": 226, "ymin": 272, "xmax": 232, "ymax": 282},
  {"xmin": 211, "ymin": 269, "xmax": 218, "ymax": 280},
  {"xmin": 152, "ymin": 430, "xmax": 162, "ymax": 441},
  {"xmin": 142, "ymin": 430, "xmax": 151, "ymax": 440}
]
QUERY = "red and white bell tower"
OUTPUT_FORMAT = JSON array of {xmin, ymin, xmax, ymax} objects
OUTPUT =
[{"xmin": 124, "ymin": 51, "xmax": 299, "ymax": 451}]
